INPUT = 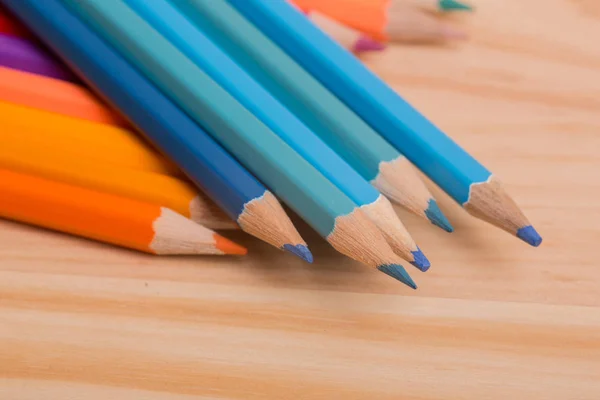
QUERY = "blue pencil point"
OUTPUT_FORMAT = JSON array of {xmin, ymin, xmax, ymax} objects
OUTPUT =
[
  {"xmin": 410, "ymin": 247, "xmax": 430, "ymax": 272},
  {"xmin": 517, "ymin": 226, "xmax": 543, "ymax": 247},
  {"xmin": 425, "ymin": 199, "xmax": 454, "ymax": 233},
  {"xmin": 377, "ymin": 264, "xmax": 417, "ymax": 289},
  {"xmin": 283, "ymin": 243, "xmax": 314, "ymax": 263},
  {"xmin": 440, "ymin": 0, "xmax": 474, "ymax": 12}
]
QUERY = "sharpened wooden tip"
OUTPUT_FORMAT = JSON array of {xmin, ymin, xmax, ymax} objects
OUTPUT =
[
  {"xmin": 464, "ymin": 176, "xmax": 542, "ymax": 247},
  {"xmin": 327, "ymin": 208, "xmax": 415, "ymax": 272},
  {"xmin": 361, "ymin": 195, "xmax": 429, "ymax": 269},
  {"xmin": 386, "ymin": 3, "xmax": 467, "ymax": 42},
  {"xmin": 372, "ymin": 156, "xmax": 452, "ymax": 232},
  {"xmin": 150, "ymin": 208, "xmax": 246, "ymax": 255},
  {"xmin": 237, "ymin": 191, "xmax": 309, "ymax": 258}
]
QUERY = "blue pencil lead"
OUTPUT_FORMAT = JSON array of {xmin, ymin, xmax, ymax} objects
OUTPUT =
[
  {"xmin": 378, "ymin": 264, "xmax": 417, "ymax": 289},
  {"xmin": 517, "ymin": 226, "xmax": 543, "ymax": 247},
  {"xmin": 425, "ymin": 199, "xmax": 454, "ymax": 233},
  {"xmin": 410, "ymin": 247, "xmax": 430, "ymax": 272},
  {"xmin": 283, "ymin": 243, "xmax": 314, "ymax": 263}
]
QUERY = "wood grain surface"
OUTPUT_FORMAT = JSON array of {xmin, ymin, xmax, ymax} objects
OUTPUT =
[{"xmin": 1, "ymin": 0, "xmax": 599, "ymax": 398}]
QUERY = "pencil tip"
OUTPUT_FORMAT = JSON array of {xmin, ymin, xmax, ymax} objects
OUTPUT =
[
  {"xmin": 410, "ymin": 247, "xmax": 431, "ymax": 272},
  {"xmin": 214, "ymin": 234, "xmax": 248, "ymax": 255},
  {"xmin": 440, "ymin": 0, "xmax": 474, "ymax": 11},
  {"xmin": 353, "ymin": 36, "xmax": 386, "ymax": 53},
  {"xmin": 378, "ymin": 264, "xmax": 418, "ymax": 289},
  {"xmin": 516, "ymin": 226, "xmax": 543, "ymax": 247},
  {"xmin": 425, "ymin": 199, "xmax": 454, "ymax": 232},
  {"xmin": 283, "ymin": 243, "xmax": 314, "ymax": 263}
]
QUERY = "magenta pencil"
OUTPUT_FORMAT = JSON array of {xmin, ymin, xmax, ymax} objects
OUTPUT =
[{"xmin": 0, "ymin": 34, "xmax": 78, "ymax": 82}]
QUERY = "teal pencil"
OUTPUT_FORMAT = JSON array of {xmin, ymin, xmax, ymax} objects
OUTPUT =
[
  {"xmin": 124, "ymin": 0, "xmax": 428, "ymax": 270},
  {"xmin": 62, "ymin": 0, "xmax": 417, "ymax": 288},
  {"xmin": 171, "ymin": 0, "xmax": 452, "ymax": 233}
]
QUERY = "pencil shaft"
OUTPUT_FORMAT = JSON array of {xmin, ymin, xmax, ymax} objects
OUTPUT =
[
  {"xmin": 0, "ymin": 34, "xmax": 78, "ymax": 82},
  {"xmin": 0, "ymin": 141, "xmax": 236, "ymax": 230},
  {"xmin": 227, "ymin": 0, "xmax": 488, "ymax": 205},
  {"xmin": 2, "ymin": 0, "xmax": 309, "ymax": 257},
  {"xmin": 125, "ymin": 0, "xmax": 382, "ymax": 213},
  {"xmin": 0, "ymin": 6, "xmax": 34, "ymax": 38},
  {"xmin": 0, "ymin": 65, "xmax": 127, "ymax": 127},
  {"xmin": 0, "ymin": 101, "xmax": 180, "ymax": 177},
  {"xmin": 227, "ymin": 0, "xmax": 540, "ymax": 245},
  {"xmin": 62, "ymin": 0, "xmax": 358, "ymax": 238},
  {"xmin": 0, "ymin": 168, "xmax": 242, "ymax": 255},
  {"xmin": 175, "ymin": 0, "xmax": 448, "ymax": 229}
]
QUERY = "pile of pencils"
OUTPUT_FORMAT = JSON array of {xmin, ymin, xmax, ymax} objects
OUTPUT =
[{"xmin": 0, "ymin": 0, "xmax": 540, "ymax": 290}]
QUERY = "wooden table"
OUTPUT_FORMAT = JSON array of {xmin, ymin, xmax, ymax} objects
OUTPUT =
[{"xmin": 1, "ymin": 1, "xmax": 599, "ymax": 398}]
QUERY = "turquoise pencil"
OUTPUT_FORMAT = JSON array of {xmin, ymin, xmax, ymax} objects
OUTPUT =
[
  {"xmin": 62, "ymin": 0, "xmax": 418, "ymax": 287},
  {"xmin": 227, "ymin": 0, "xmax": 542, "ymax": 247},
  {"xmin": 171, "ymin": 0, "xmax": 452, "ymax": 233},
  {"xmin": 124, "ymin": 0, "xmax": 428, "ymax": 270}
]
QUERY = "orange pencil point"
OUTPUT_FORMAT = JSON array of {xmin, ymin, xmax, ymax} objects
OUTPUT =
[{"xmin": 214, "ymin": 233, "xmax": 248, "ymax": 255}]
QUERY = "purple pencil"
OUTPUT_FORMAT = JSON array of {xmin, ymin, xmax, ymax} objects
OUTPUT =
[{"xmin": 0, "ymin": 34, "xmax": 78, "ymax": 82}]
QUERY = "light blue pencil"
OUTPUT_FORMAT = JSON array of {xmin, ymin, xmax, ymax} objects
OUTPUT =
[
  {"xmin": 172, "ymin": 0, "xmax": 452, "ymax": 233},
  {"xmin": 61, "ymin": 0, "xmax": 418, "ymax": 287},
  {"xmin": 124, "ymin": 0, "xmax": 428, "ymax": 270},
  {"xmin": 227, "ymin": 0, "xmax": 542, "ymax": 248}
]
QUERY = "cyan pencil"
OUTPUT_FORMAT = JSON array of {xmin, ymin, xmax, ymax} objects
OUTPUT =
[
  {"xmin": 60, "ymin": 0, "xmax": 417, "ymax": 287},
  {"xmin": 227, "ymin": 0, "xmax": 542, "ymax": 247},
  {"xmin": 125, "ymin": 0, "xmax": 428, "ymax": 270},
  {"xmin": 0, "ymin": 33, "xmax": 77, "ymax": 82},
  {"xmin": 1, "ymin": 0, "xmax": 312, "ymax": 261},
  {"xmin": 172, "ymin": 0, "xmax": 452, "ymax": 233}
]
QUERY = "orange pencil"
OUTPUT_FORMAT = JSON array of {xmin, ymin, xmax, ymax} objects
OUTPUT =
[
  {"xmin": 291, "ymin": 0, "xmax": 466, "ymax": 42},
  {"xmin": 0, "ymin": 101, "xmax": 181, "ymax": 177},
  {"xmin": 0, "ymin": 168, "xmax": 246, "ymax": 255},
  {"xmin": 0, "ymin": 66, "xmax": 128, "ymax": 127},
  {"xmin": 0, "ymin": 139, "xmax": 237, "ymax": 230}
]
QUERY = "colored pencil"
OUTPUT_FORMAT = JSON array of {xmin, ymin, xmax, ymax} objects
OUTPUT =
[
  {"xmin": 172, "ymin": 0, "xmax": 452, "ymax": 232},
  {"xmin": 0, "ymin": 101, "xmax": 181, "ymax": 177},
  {"xmin": 0, "ymin": 139, "xmax": 237, "ymax": 230},
  {"xmin": 0, "ymin": 169, "xmax": 246, "ymax": 256},
  {"xmin": 227, "ymin": 0, "xmax": 543, "ymax": 247},
  {"xmin": 2, "ymin": 0, "xmax": 312, "ymax": 262},
  {"xmin": 125, "ymin": 0, "xmax": 427, "ymax": 269},
  {"xmin": 60, "ymin": 0, "xmax": 416, "ymax": 287},
  {"xmin": 0, "ymin": 34, "xmax": 78, "ymax": 82},
  {"xmin": 410, "ymin": 0, "xmax": 474, "ymax": 13},
  {"xmin": 0, "ymin": 6, "xmax": 34, "ymax": 39},
  {"xmin": 307, "ymin": 11, "xmax": 385, "ymax": 53},
  {"xmin": 289, "ymin": 0, "xmax": 466, "ymax": 42},
  {"xmin": 0, "ymin": 66, "xmax": 127, "ymax": 127}
]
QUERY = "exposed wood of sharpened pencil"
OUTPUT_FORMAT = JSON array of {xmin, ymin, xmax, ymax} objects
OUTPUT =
[
  {"xmin": 0, "ymin": 143, "xmax": 237, "ymax": 230},
  {"xmin": 175, "ymin": 0, "xmax": 451, "ymax": 233},
  {"xmin": 0, "ymin": 169, "xmax": 246, "ymax": 256},
  {"xmin": 289, "ymin": 0, "xmax": 466, "ymax": 42},
  {"xmin": 0, "ymin": 34, "xmax": 78, "ymax": 82},
  {"xmin": 60, "ymin": 0, "xmax": 415, "ymax": 286},
  {"xmin": 0, "ymin": 65, "xmax": 128, "ymax": 128},
  {"xmin": 0, "ymin": 101, "xmax": 181, "ymax": 177},
  {"xmin": 1, "ymin": 0, "xmax": 311, "ymax": 261},
  {"xmin": 227, "ymin": 0, "xmax": 542, "ymax": 247},
  {"xmin": 126, "ymin": 0, "xmax": 426, "ymax": 269}
]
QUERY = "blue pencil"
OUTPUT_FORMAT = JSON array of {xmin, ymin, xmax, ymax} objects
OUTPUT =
[
  {"xmin": 1, "ymin": 0, "xmax": 313, "ymax": 261},
  {"xmin": 227, "ymin": 0, "xmax": 542, "ymax": 248},
  {"xmin": 172, "ymin": 0, "xmax": 453, "ymax": 233},
  {"xmin": 57, "ymin": 0, "xmax": 417, "ymax": 287},
  {"xmin": 124, "ymin": 0, "xmax": 428, "ymax": 270}
]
